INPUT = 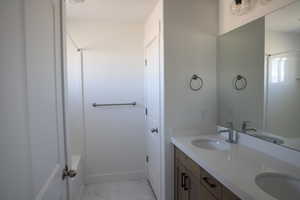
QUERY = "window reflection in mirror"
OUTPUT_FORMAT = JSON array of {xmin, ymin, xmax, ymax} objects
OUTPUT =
[
  {"xmin": 265, "ymin": 1, "xmax": 300, "ymax": 150},
  {"xmin": 217, "ymin": 1, "xmax": 300, "ymax": 151}
]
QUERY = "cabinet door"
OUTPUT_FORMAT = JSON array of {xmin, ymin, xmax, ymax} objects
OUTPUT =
[
  {"xmin": 186, "ymin": 169, "xmax": 217, "ymax": 200},
  {"xmin": 177, "ymin": 164, "xmax": 189, "ymax": 200},
  {"xmin": 186, "ymin": 170, "xmax": 201, "ymax": 200},
  {"xmin": 198, "ymin": 184, "xmax": 217, "ymax": 200},
  {"xmin": 200, "ymin": 170, "xmax": 222, "ymax": 199},
  {"xmin": 175, "ymin": 158, "xmax": 180, "ymax": 200}
]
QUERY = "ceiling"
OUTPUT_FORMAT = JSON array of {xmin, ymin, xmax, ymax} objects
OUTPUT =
[
  {"xmin": 66, "ymin": 0, "xmax": 158, "ymax": 23},
  {"xmin": 268, "ymin": 1, "xmax": 300, "ymax": 33}
]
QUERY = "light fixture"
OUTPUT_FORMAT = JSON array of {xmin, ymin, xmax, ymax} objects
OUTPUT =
[{"xmin": 231, "ymin": 0, "xmax": 252, "ymax": 16}]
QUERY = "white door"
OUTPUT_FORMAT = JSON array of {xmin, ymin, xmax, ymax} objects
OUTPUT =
[
  {"xmin": 25, "ymin": 0, "xmax": 68, "ymax": 199},
  {"xmin": 145, "ymin": 36, "xmax": 161, "ymax": 199},
  {"xmin": 0, "ymin": 0, "xmax": 67, "ymax": 200}
]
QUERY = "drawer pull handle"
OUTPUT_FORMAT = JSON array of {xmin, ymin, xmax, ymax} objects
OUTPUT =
[
  {"xmin": 203, "ymin": 177, "xmax": 217, "ymax": 188},
  {"xmin": 181, "ymin": 173, "xmax": 186, "ymax": 188},
  {"xmin": 184, "ymin": 175, "xmax": 190, "ymax": 191}
]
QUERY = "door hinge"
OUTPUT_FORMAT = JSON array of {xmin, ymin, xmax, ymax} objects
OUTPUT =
[
  {"xmin": 62, "ymin": 165, "xmax": 77, "ymax": 180},
  {"xmin": 145, "ymin": 59, "xmax": 148, "ymax": 67},
  {"xmin": 146, "ymin": 155, "xmax": 149, "ymax": 163},
  {"xmin": 145, "ymin": 107, "xmax": 148, "ymax": 116}
]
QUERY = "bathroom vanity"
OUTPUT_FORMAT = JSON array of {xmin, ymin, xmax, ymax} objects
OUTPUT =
[
  {"xmin": 174, "ymin": 146, "xmax": 240, "ymax": 200},
  {"xmin": 172, "ymin": 135, "xmax": 300, "ymax": 200},
  {"xmin": 173, "ymin": 2, "xmax": 300, "ymax": 200}
]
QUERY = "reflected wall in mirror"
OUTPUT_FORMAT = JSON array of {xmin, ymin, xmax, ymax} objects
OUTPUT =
[
  {"xmin": 218, "ymin": 17, "xmax": 265, "ymax": 132},
  {"xmin": 217, "ymin": 1, "xmax": 300, "ymax": 151},
  {"xmin": 265, "ymin": 1, "xmax": 300, "ymax": 150}
]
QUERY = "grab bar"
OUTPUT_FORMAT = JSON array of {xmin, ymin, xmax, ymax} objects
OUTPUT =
[{"xmin": 92, "ymin": 102, "xmax": 137, "ymax": 107}]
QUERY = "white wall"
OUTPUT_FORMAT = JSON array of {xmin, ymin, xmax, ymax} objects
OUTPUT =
[
  {"xmin": 66, "ymin": 36, "xmax": 85, "ymax": 200},
  {"xmin": 267, "ymin": 31, "xmax": 300, "ymax": 54},
  {"xmin": 218, "ymin": 18, "xmax": 265, "ymax": 132},
  {"xmin": 145, "ymin": 2, "xmax": 163, "ymax": 46},
  {"xmin": 67, "ymin": 20, "xmax": 146, "ymax": 183},
  {"xmin": 66, "ymin": 36, "xmax": 85, "ymax": 157},
  {"xmin": 164, "ymin": 0, "xmax": 218, "ymax": 138},
  {"xmin": 219, "ymin": 0, "xmax": 297, "ymax": 34},
  {"xmin": 0, "ymin": 1, "xmax": 33, "ymax": 199},
  {"xmin": 163, "ymin": 0, "xmax": 218, "ymax": 199}
]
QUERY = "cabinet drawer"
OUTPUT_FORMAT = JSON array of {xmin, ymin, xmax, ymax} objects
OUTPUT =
[
  {"xmin": 222, "ymin": 187, "xmax": 241, "ymax": 200},
  {"xmin": 199, "ymin": 183, "xmax": 217, "ymax": 200},
  {"xmin": 200, "ymin": 169, "xmax": 222, "ymax": 199},
  {"xmin": 175, "ymin": 148, "xmax": 201, "ymax": 179}
]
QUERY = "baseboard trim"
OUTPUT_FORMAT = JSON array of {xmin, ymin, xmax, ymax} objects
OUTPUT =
[{"xmin": 85, "ymin": 170, "xmax": 146, "ymax": 184}]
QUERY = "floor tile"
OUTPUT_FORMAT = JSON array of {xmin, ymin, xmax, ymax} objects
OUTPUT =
[{"xmin": 81, "ymin": 179, "xmax": 156, "ymax": 200}]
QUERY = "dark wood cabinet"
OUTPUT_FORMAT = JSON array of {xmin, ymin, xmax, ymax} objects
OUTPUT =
[
  {"xmin": 222, "ymin": 187, "xmax": 241, "ymax": 200},
  {"xmin": 176, "ymin": 164, "xmax": 189, "ymax": 200},
  {"xmin": 186, "ymin": 168, "xmax": 208, "ymax": 200},
  {"xmin": 176, "ymin": 161, "xmax": 207, "ymax": 200},
  {"xmin": 174, "ymin": 147, "xmax": 241, "ymax": 200}
]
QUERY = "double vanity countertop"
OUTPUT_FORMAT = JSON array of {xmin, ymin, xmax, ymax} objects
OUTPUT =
[{"xmin": 171, "ymin": 134, "xmax": 300, "ymax": 200}]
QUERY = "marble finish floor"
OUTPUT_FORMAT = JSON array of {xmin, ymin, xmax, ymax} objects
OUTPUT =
[{"xmin": 81, "ymin": 180, "xmax": 156, "ymax": 200}]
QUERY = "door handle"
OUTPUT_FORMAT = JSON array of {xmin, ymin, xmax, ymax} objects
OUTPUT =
[
  {"xmin": 62, "ymin": 166, "xmax": 77, "ymax": 180},
  {"xmin": 151, "ymin": 128, "xmax": 159, "ymax": 133}
]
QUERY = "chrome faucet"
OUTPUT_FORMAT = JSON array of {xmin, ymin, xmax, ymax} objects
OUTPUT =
[
  {"xmin": 241, "ymin": 121, "xmax": 257, "ymax": 133},
  {"xmin": 218, "ymin": 122, "xmax": 238, "ymax": 144}
]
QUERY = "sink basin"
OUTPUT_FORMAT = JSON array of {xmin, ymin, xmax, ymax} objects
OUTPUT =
[
  {"xmin": 255, "ymin": 172, "xmax": 300, "ymax": 200},
  {"xmin": 191, "ymin": 139, "xmax": 230, "ymax": 151}
]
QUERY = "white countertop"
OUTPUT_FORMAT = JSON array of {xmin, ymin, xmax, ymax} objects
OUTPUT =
[{"xmin": 171, "ymin": 134, "xmax": 300, "ymax": 200}]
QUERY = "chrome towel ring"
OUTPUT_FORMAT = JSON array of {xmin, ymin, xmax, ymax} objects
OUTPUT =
[
  {"xmin": 189, "ymin": 74, "xmax": 203, "ymax": 91},
  {"xmin": 233, "ymin": 75, "xmax": 247, "ymax": 91}
]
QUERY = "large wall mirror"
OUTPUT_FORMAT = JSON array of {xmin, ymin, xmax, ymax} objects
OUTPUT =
[{"xmin": 218, "ymin": 1, "xmax": 300, "ymax": 151}]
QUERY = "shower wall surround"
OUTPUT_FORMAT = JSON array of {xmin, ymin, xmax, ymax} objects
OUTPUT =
[{"xmin": 67, "ymin": 20, "xmax": 146, "ymax": 183}]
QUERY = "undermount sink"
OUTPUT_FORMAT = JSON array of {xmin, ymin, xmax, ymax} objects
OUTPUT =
[
  {"xmin": 255, "ymin": 172, "xmax": 300, "ymax": 200},
  {"xmin": 191, "ymin": 139, "xmax": 230, "ymax": 151}
]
